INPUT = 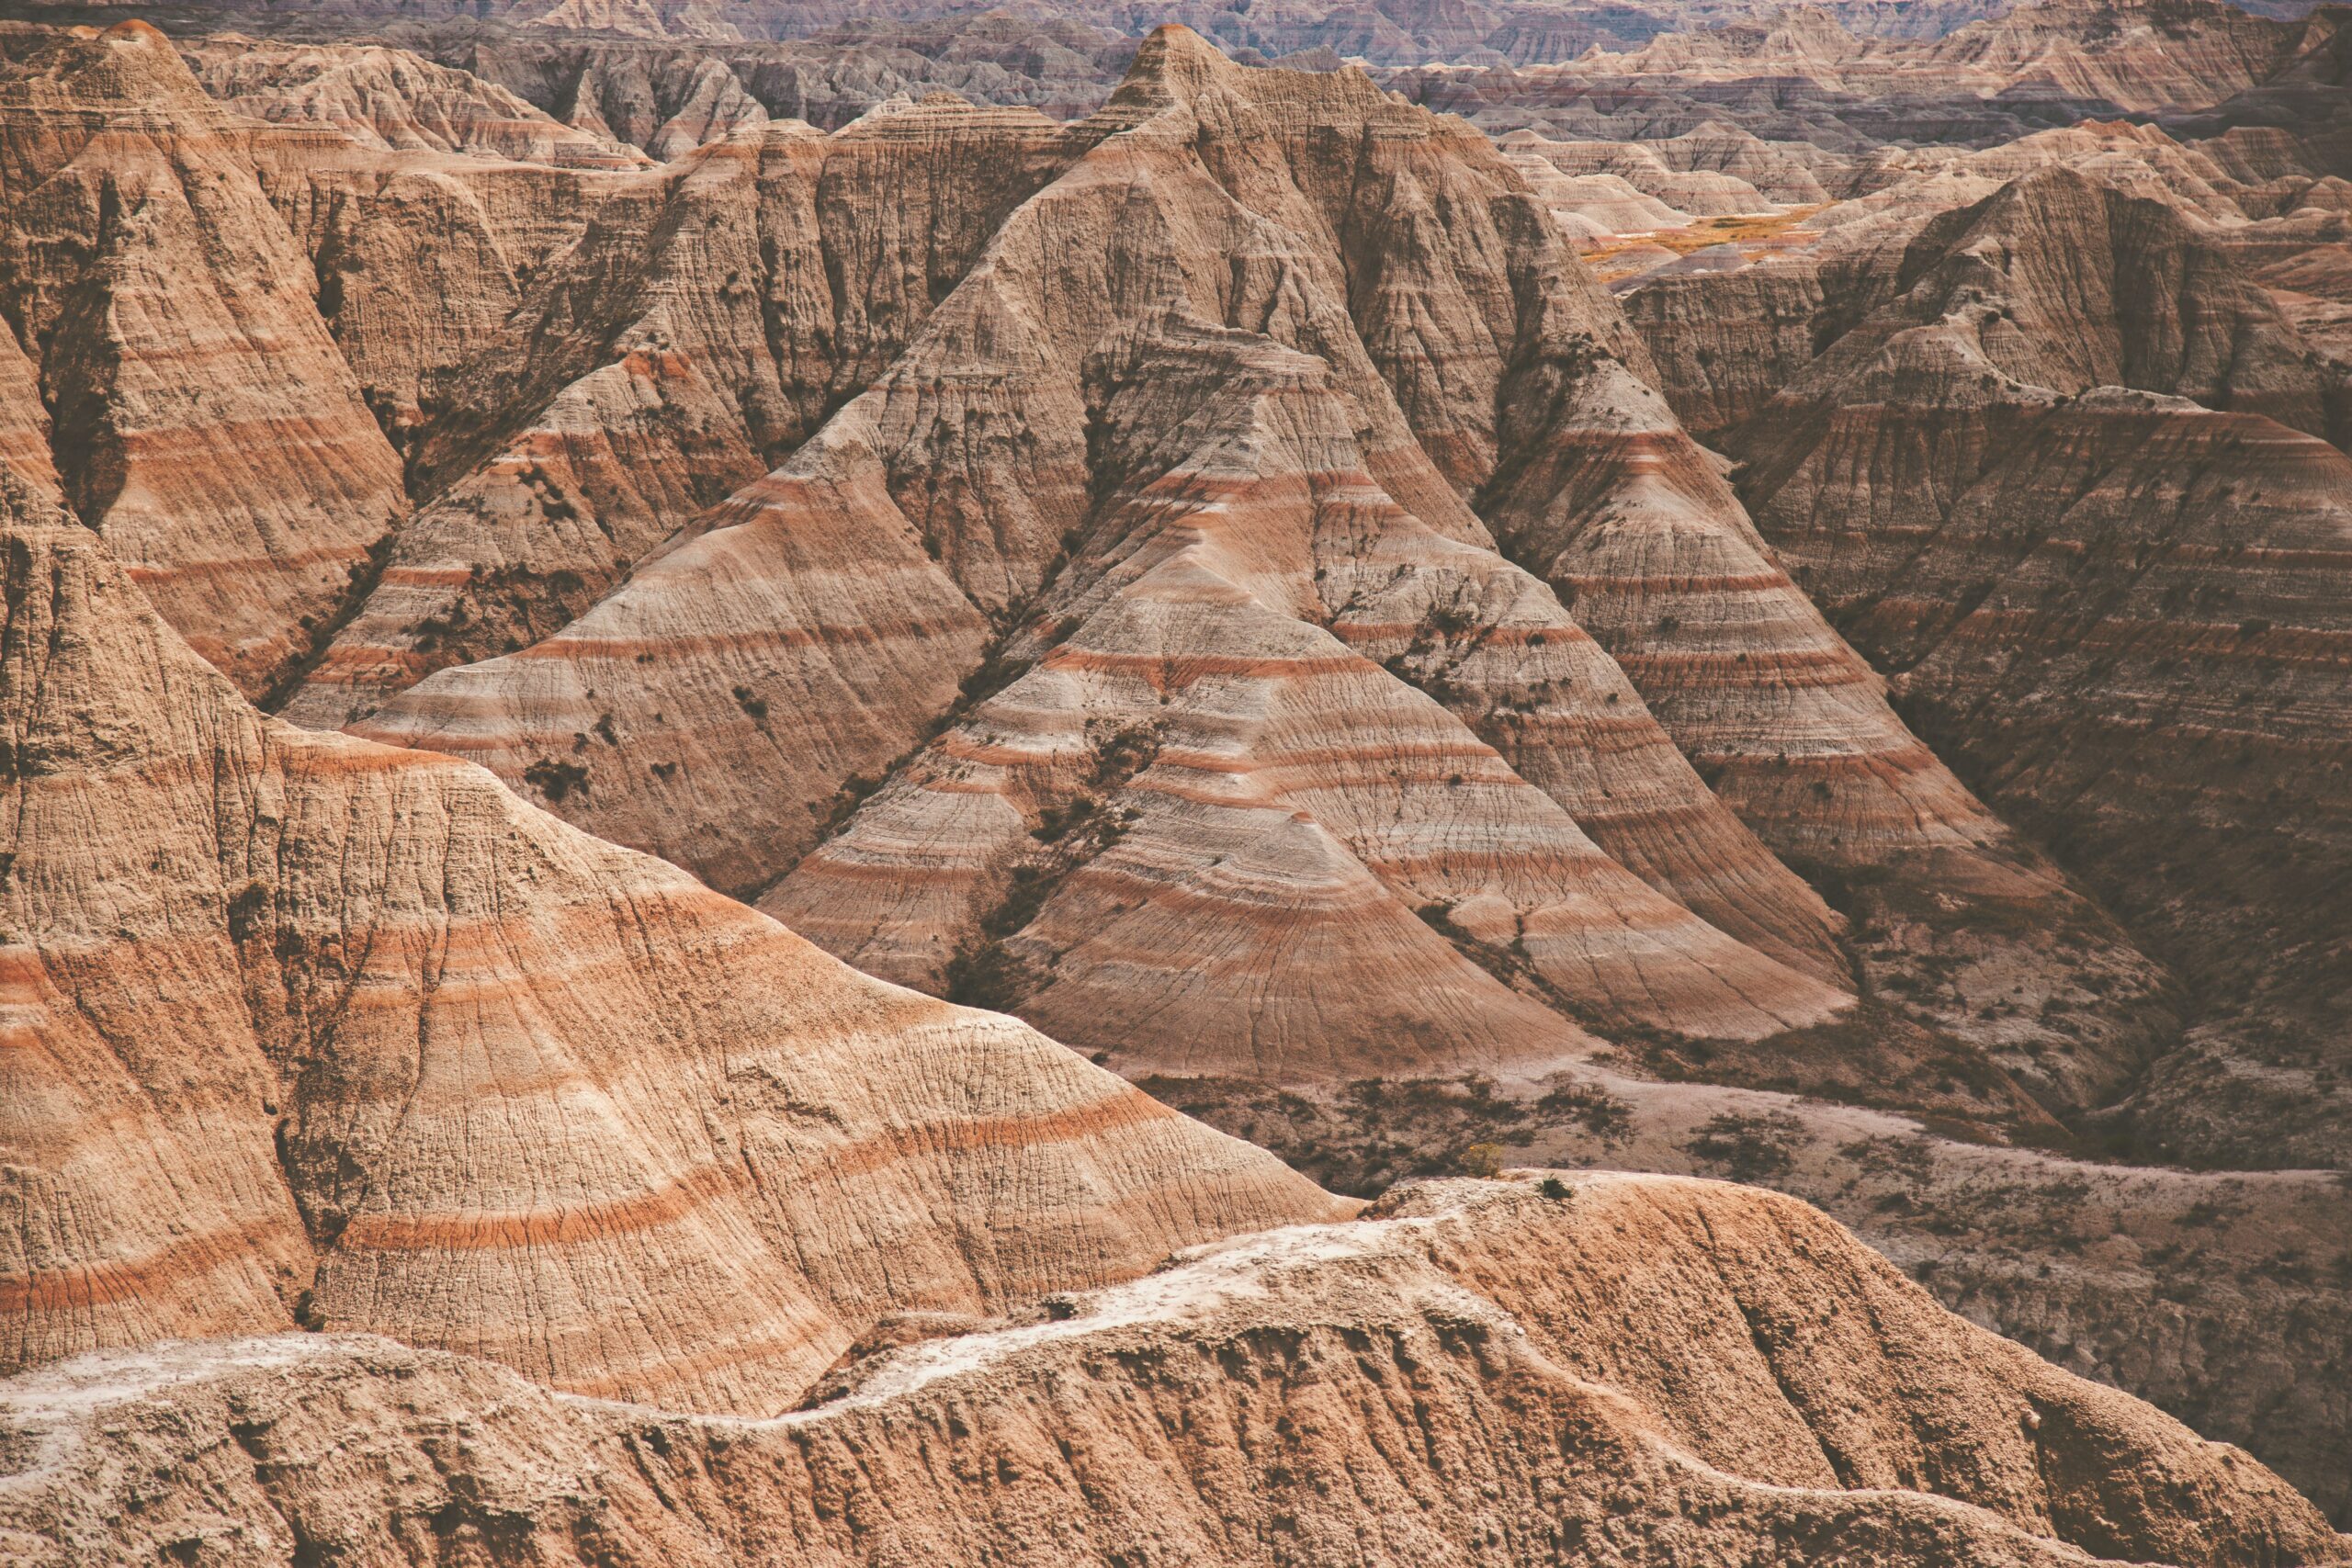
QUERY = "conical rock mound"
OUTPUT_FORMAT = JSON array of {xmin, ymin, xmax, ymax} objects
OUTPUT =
[{"xmin": 0, "ymin": 479, "xmax": 1335, "ymax": 1412}]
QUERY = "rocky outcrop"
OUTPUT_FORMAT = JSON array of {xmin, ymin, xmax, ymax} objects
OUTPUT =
[
  {"xmin": 6, "ymin": 1175, "xmax": 2342, "ymax": 1568},
  {"xmin": 347, "ymin": 39, "xmax": 1853, "ymax": 1053},
  {"xmin": 1605, "ymin": 162, "xmax": 2352, "ymax": 1167},
  {"xmin": 276, "ymin": 348, "xmax": 768, "ymax": 727},
  {"xmin": 0, "ymin": 491, "xmax": 1334, "ymax": 1410},
  {"xmin": 765, "ymin": 312, "xmax": 1848, "ymax": 1076},
  {"xmin": 1736, "ymin": 166, "xmax": 2339, "ymax": 448},
  {"xmin": 0, "ymin": 22, "xmax": 409, "ymax": 700},
  {"xmin": 300, "ymin": 28, "xmax": 2185, "ymax": 1130},
  {"xmin": 1388, "ymin": 0, "xmax": 2323, "ymax": 153},
  {"xmin": 185, "ymin": 39, "xmax": 650, "ymax": 166},
  {"xmin": 1487, "ymin": 356, "xmax": 2174, "ymax": 1111},
  {"xmin": 0, "ymin": 13, "xmax": 2342, "ymax": 1537},
  {"xmin": 269, "ymin": 91, "xmax": 1071, "ymax": 725}
]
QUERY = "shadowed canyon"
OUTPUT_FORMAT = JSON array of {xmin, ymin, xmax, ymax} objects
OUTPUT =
[{"xmin": 0, "ymin": 3, "xmax": 2347, "ymax": 1562}]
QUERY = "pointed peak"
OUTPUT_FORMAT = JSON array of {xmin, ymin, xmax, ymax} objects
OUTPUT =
[
  {"xmin": 100, "ymin": 17, "xmax": 171, "ymax": 46},
  {"xmin": 1114, "ymin": 24, "xmax": 1249, "ymax": 106}
]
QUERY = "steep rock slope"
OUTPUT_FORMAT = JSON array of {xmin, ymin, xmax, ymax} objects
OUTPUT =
[
  {"xmin": 361, "ymin": 29, "xmax": 1866, "ymax": 1084},
  {"xmin": 1374, "ymin": 194, "xmax": 2177, "ymax": 1114},
  {"xmin": 1386, "ymin": 0, "xmax": 2327, "ymax": 154},
  {"xmin": 185, "ymin": 38, "xmax": 650, "ymax": 166},
  {"xmin": 272, "ymin": 93, "xmax": 1071, "ymax": 727},
  {"xmin": 766, "ymin": 312, "xmax": 1847, "ymax": 1076},
  {"xmin": 0, "ymin": 489, "xmax": 1334, "ymax": 1412},
  {"xmin": 1611, "ymin": 121, "xmax": 2347, "ymax": 440},
  {"xmin": 339, "ymin": 28, "xmax": 2185, "ymax": 1125},
  {"xmin": 6, "ymin": 1175, "xmax": 2343, "ymax": 1568},
  {"xmin": 1718, "ymin": 168, "xmax": 2352, "ymax": 1164},
  {"xmin": 0, "ymin": 22, "xmax": 409, "ymax": 700},
  {"xmin": 1058, "ymin": 36, "xmax": 2177, "ymax": 1118}
]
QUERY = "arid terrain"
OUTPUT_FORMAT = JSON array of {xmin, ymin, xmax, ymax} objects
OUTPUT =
[{"xmin": 0, "ymin": 1, "xmax": 2346, "ymax": 1562}]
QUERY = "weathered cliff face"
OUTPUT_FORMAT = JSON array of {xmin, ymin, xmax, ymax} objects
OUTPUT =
[
  {"xmin": 0, "ymin": 13, "xmax": 2343, "ymax": 1540},
  {"xmin": 1611, "ymin": 121, "xmax": 2352, "ymax": 440},
  {"xmin": 6, "ymin": 1175, "xmax": 2343, "ymax": 1568},
  {"xmin": 763, "ymin": 311, "xmax": 1847, "ymax": 1077},
  {"xmin": 1670, "ymin": 165, "xmax": 2352, "ymax": 1167},
  {"xmin": 1340, "ymin": 176, "xmax": 2171, "ymax": 1117},
  {"xmin": 184, "ymin": 39, "xmax": 650, "ymax": 167},
  {"xmin": 1391, "ymin": 0, "xmax": 2323, "ymax": 149},
  {"xmin": 266, "ymin": 93, "xmax": 1072, "ymax": 728},
  {"xmin": 242, "ymin": 27, "xmax": 2169, "ymax": 1139},
  {"xmin": 360, "ymin": 28, "xmax": 1870, "ymax": 1084},
  {"xmin": 0, "ymin": 22, "xmax": 409, "ymax": 701},
  {"xmin": 0, "ymin": 491, "xmax": 1336, "ymax": 1412},
  {"xmin": 1742, "ymin": 165, "xmax": 2339, "ymax": 452}
]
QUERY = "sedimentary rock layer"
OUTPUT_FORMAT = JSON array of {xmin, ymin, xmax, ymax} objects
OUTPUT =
[
  {"xmin": 5, "ymin": 1175, "xmax": 2341, "ymax": 1568},
  {"xmin": 0, "ymin": 491, "xmax": 1333, "ymax": 1412},
  {"xmin": 0, "ymin": 22, "xmax": 409, "ymax": 699},
  {"xmin": 767, "ymin": 312, "xmax": 1848, "ymax": 1075},
  {"xmin": 360, "ymin": 30, "xmax": 1862, "ymax": 1089},
  {"xmin": 186, "ymin": 39, "xmax": 650, "ymax": 166},
  {"xmin": 1710, "ymin": 169, "xmax": 2352, "ymax": 1163},
  {"xmin": 275, "ymin": 91, "xmax": 1071, "ymax": 727}
]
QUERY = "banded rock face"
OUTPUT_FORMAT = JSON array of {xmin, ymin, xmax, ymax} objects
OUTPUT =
[
  {"xmin": 1710, "ymin": 172, "xmax": 2352, "ymax": 1163},
  {"xmin": 328, "ymin": 28, "xmax": 2183, "ymax": 1127},
  {"xmin": 366, "ymin": 28, "xmax": 1860, "ymax": 1089},
  {"xmin": 0, "ymin": 494, "xmax": 1335, "ymax": 1413},
  {"xmin": 6, "ymin": 1175, "xmax": 2343, "ymax": 1568},
  {"xmin": 275, "ymin": 93, "xmax": 1072, "ymax": 728},
  {"xmin": 766, "ymin": 312, "xmax": 1848, "ymax": 1077},
  {"xmin": 0, "ymin": 21, "xmax": 408, "ymax": 701},
  {"xmin": 186, "ymin": 39, "xmax": 651, "ymax": 167}
]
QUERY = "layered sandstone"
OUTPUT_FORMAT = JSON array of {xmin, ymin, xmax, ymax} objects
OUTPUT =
[
  {"xmin": 274, "ymin": 92, "xmax": 1071, "ymax": 727},
  {"xmin": 0, "ymin": 490, "xmax": 1334, "ymax": 1411},
  {"xmin": 6, "ymin": 1175, "xmax": 2342, "ymax": 1568},
  {"xmin": 186, "ymin": 38, "xmax": 650, "ymax": 166},
  {"xmin": 0, "ymin": 21, "xmax": 409, "ymax": 699},
  {"xmin": 363, "ymin": 29, "xmax": 1867, "ymax": 1081},
  {"xmin": 0, "ymin": 14, "xmax": 2339, "ymax": 1536},
  {"xmin": 1387, "ymin": 0, "xmax": 2324, "ymax": 154},
  {"xmin": 765, "ymin": 312, "xmax": 1848, "ymax": 1077},
  {"xmin": 1713, "ymin": 168, "xmax": 2352, "ymax": 1164}
]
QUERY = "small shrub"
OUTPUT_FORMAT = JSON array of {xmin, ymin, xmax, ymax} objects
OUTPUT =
[
  {"xmin": 1031, "ymin": 799, "xmax": 1095, "ymax": 843},
  {"xmin": 944, "ymin": 942, "xmax": 1027, "ymax": 1011},
  {"xmin": 1683, "ymin": 1111, "xmax": 1810, "ymax": 1183},
  {"xmin": 523, "ymin": 759, "xmax": 590, "ymax": 803},
  {"xmin": 226, "ymin": 878, "xmax": 274, "ymax": 942}
]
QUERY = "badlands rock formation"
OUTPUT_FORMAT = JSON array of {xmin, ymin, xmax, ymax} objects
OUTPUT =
[
  {"xmin": 6, "ymin": 1176, "xmax": 2345, "ymax": 1568},
  {"xmin": 267, "ymin": 87, "xmax": 1071, "ymax": 728},
  {"xmin": 186, "ymin": 38, "xmax": 650, "ymax": 166},
  {"xmin": 0, "ymin": 487, "xmax": 1334, "ymax": 1412},
  {"xmin": 0, "ymin": 4, "xmax": 2347, "ymax": 1547},
  {"xmin": 1705, "ymin": 167, "xmax": 2352, "ymax": 1167},
  {"xmin": 1392, "ymin": 0, "xmax": 2335, "ymax": 152},
  {"xmin": 352, "ymin": 28, "xmax": 1885, "ymax": 1079},
  {"xmin": 0, "ymin": 21, "xmax": 408, "ymax": 700}
]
